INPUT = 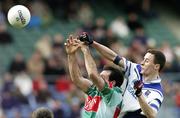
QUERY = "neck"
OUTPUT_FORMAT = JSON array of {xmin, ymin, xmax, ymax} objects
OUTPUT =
[{"xmin": 143, "ymin": 72, "xmax": 159, "ymax": 83}]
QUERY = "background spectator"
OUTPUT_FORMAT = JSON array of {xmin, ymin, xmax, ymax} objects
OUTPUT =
[{"xmin": 0, "ymin": 0, "xmax": 179, "ymax": 118}]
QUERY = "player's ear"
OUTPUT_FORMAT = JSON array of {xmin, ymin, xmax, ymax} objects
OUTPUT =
[
  {"xmin": 111, "ymin": 80, "xmax": 116, "ymax": 86},
  {"xmin": 154, "ymin": 64, "xmax": 160, "ymax": 71}
]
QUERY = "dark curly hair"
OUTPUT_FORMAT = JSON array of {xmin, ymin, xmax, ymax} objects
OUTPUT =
[{"xmin": 31, "ymin": 107, "xmax": 54, "ymax": 118}]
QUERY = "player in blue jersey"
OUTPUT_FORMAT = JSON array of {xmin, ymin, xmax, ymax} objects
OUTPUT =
[{"xmin": 79, "ymin": 32, "xmax": 166, "ymax": 118}]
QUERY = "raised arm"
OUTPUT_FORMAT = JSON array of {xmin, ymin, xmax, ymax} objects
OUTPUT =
[
  {"xmin": 78, "ymin": 32, "xmax": 125, "ymax": 69},
  {"xmin": 92, "ymin": 41, "xmax": 125, "ymax": 68},
  {"xmin": 81, "ymin": 44, "xmax": 105, "ymax": 91},
  {"xmin": 65, "ymin": 36, "xmax": 92, "ymax": 93}
]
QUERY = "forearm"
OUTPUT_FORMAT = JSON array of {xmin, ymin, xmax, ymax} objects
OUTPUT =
[
  {"xmin": 82, "ymin": 48, "xmax": 98, "ymax": 76},
  {"xmin": 92, "ymin": 41, "xmax": 118, "ymax": 62},
  {"xmin": 68, "ymin": 54, "xmax": 82, "ymax": 84},
  {"xmin": 82, "ymin": 47, "xmax": 104, "ymax": 90},
  {"xmin": 138, "ymin": 95, "xmax": 156, "ymax": 118}
]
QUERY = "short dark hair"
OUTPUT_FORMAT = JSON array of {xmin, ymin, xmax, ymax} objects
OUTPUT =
[
  {"xmin": 147, "ymin": 49, "xmax": 166, "ymax": 71},
  {"xmin": 103, "ymin": 66, "xmax": 124, "ymax": 87},
  {"xmin": 31, "ymin": 107, "xmax": 54, "ymax": 118}
]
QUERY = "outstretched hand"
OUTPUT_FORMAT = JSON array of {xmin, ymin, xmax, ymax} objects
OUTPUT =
[
  {"xmin": 78, "ymin": 32, "xmax": 93, "ymax": 45},
  {"xmin": 65, "ymin": 35, "xmax": 81, "ymax": 54}
]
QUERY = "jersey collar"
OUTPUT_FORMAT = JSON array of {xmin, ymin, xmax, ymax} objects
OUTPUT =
[{"xmin": 143, "ymin": 76, "xmax": 161, "ymax": 84}]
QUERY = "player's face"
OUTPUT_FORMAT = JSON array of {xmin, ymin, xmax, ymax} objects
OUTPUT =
[
  {"xmin": 140, "ymin": 53, "xmax": 157, "ymax": 75},
  {"xmin": 100, "ymin": 70, "xmax": 111, "ymax": 82}
]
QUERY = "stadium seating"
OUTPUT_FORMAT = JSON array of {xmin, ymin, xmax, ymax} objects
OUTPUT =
[{"xmin": 0, "ymin": 2, "xmax": 179, "ymax": 72}]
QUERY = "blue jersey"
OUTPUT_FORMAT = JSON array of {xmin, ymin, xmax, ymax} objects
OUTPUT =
[{"xmin": 121, "ymin": 57, "xmax": 163, "ymax": 114}]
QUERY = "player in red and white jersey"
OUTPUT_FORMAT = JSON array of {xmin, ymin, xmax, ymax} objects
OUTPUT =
[{"xmin": 65, "ymin": 35, "xmax": 124, "ymax": 118}]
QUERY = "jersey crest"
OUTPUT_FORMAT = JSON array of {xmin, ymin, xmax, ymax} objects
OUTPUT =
[
  {"xmin": 144, "ymin": 90, "xmax": 151, "ymax": 97},
  {"xmin": 84, "ymin": 96, "xmax": 102, "ymax": 112}
]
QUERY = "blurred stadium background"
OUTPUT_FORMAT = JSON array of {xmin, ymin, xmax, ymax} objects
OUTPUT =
[{"xmin": 0, "ymin": 0, "xmax": 180, "ymax": 118}]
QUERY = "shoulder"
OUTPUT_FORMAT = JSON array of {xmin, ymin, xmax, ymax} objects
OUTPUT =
[
  {"xmin": 113, "ymin": 86, "xmax": 123, "ymax": 94},
  {"xmin": 122, "ymin": 57, "xmax": 140, "ymax": 71}
]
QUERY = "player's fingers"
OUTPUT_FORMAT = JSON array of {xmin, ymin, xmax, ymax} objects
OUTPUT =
[
  {"xmin": 74, "ymin": 38, "xmax": 83, "ymax": 46},
  {"xmin": 67, "ymin": 39, "xmax": 71, "ymax": 46},
  {"xmin": 69, "ymin": 34, "xmax": 73, "ymax": 39},
  {"xmin": 70, "ymin": 41, "xmax": 78, "ymax": 47},
  {"xmin": 70, "ymin": 38, "xmax": 78, "ymax": 46},
  {"xmin": 70, "ymin": 38, "xmax": 74, "ymax": 45},
  {"xmin": 74, "ymin": 38, "xmax": 80, "ymax": 43},
  {"xmin": 75, "ymin": 38, "xmax": 82, "ymax": 44},
  {"xmin": 67, "ymin": 35, "xmax": 72, "ymax": 45},
  {"xmin": 67, "ymin": 36, "xmax": 79, "ymax": 47},
  {"xmin": 76, "ymin": 36, "xmax": 80, "ymax": 40},
  {"xmin": 69, "ymin": 35, "xmax": 74, "ymax": 43}
]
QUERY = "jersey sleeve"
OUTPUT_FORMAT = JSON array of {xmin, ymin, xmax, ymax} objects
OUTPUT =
[
  {"xmin": 148, "ymin": 93, "xmax": 163, "ymax": 113},
  {"xmin": 122, "ymin": 57, "xmax": 141, "ymax": 81},
  {"xmin": 100, "ymin": 83, "xmax": 123, "ymax": 106},
  {"xmin": 143, "ymin": 83, "xmax": 164, "ymax": 113}
]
